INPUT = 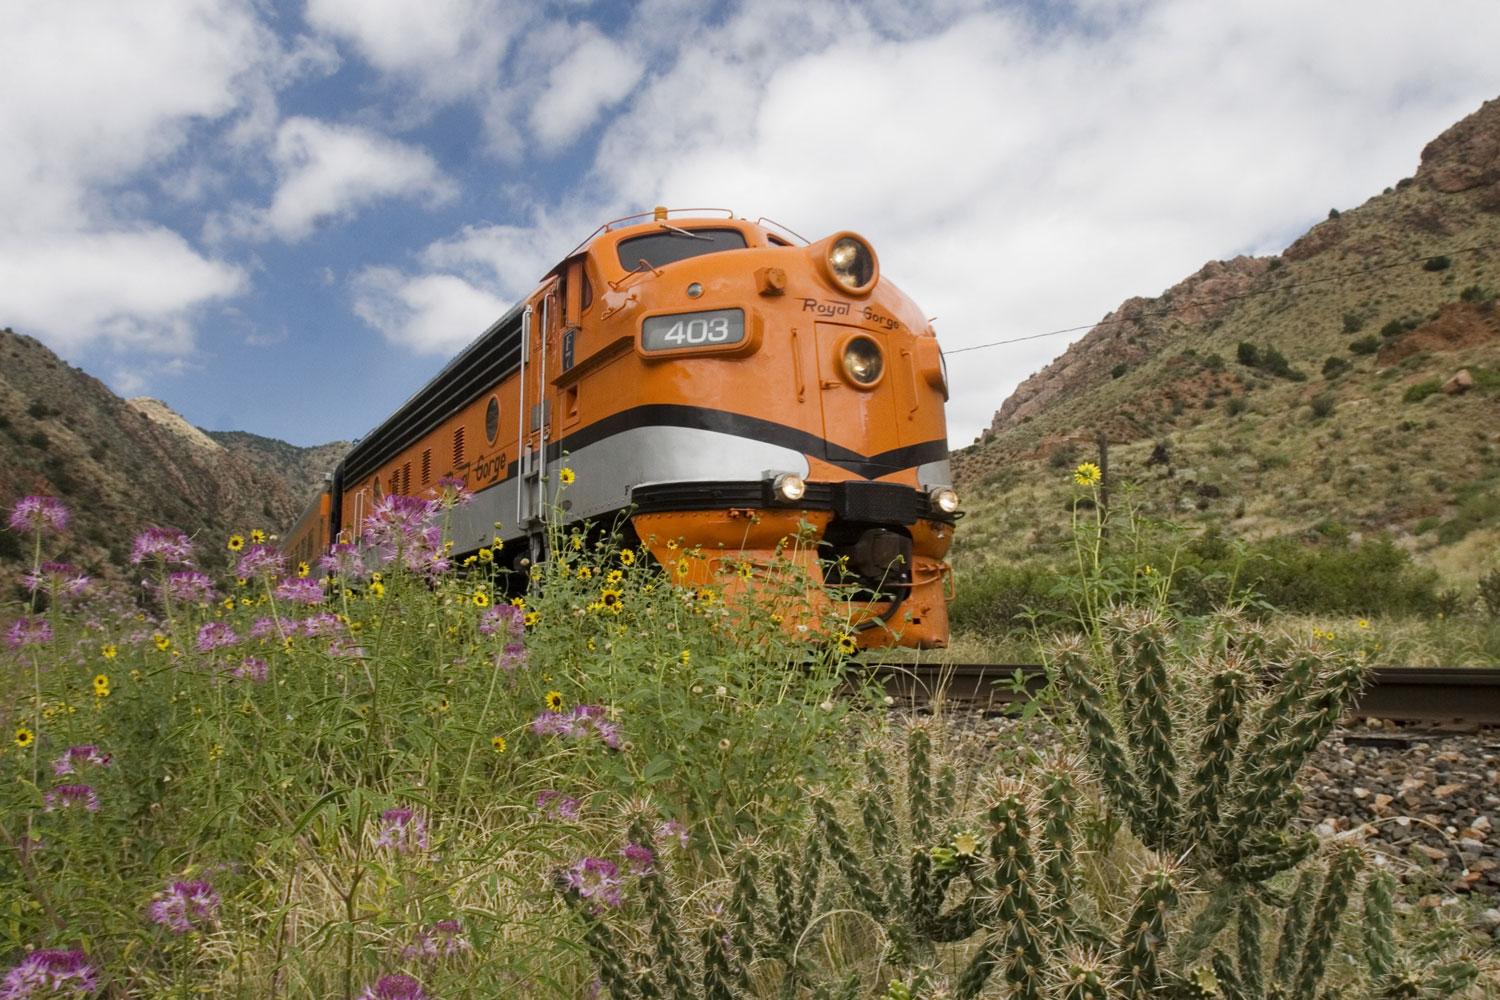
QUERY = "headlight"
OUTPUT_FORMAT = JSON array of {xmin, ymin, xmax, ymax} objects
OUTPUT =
[
  {"xmin": 773, "ymin": 473, "xmax": 806, "ymax": 502},
  {"xmin": 826, "ymin": 235, "xmax": 875, "ymax": 292},
  {"xmin": 842, "ymin": 336, "xmax": 884, "ymax": 386},
  {"xmin": 929, "ymin": 487, "xmax": 960, "ymax": 515}
]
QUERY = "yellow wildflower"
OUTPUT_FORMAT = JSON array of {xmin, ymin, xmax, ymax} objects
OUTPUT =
[
  {"xmin": 101, "ymin": 644, "xmax": 117, "ymax": 660},
  {"xmin": 836, "ymin": 633, "xmax": 857, "ymax": 655},
  {"xmin": 369, "ymin": 581, "xmax": 386, "ymax": 598},
  {"xmin": 227, "ymin": 534, "xmax": 245, "ymax": 552},
  {"xmin": 1073, "ymin": 462, "xmax": 1102, "ymax": 487},
  {"xmin": 153, "ymin": 634, "xmax": 171, "ymax": 652},
  {"xmin": 577, "ymin": 566, "xmax": 593, "ymax": 581},
  {"xmin": 473, "ymin": 590, "xmax": 490, "ymax": 608},
  {"xmin": 250, "ymin": 529, "xmax": 267, "ymax": 545},
  {"xmin": 93, "ymin": 674, "xmax": 110, "ymax": 697},
  {"xmin": 15, "ymin": 726, "xmax": 35, "ymax": 749},
  {"xmin": 558, "ymin": 467, "xmax": 576, "ymax": 486},
  {"xmin": 524, "ymin": 611, "xmax": 540, "ymax": 628},
  {"xmin": 491, "ymin": 735, "xmax": 507, "ymax": 754},
  {"xmin": 619, "ymin": 549, "xmax": 635, "ymax": 566},
  {"xmin": 478, "ymin": 547, "xmax": 493, "ymax": 563},
  {"xmin": 297, "ymin": 561, "xmax": 310, "ymax": 578},
  {"xmin": 544, "ymin": 690, "xmax": 564, "ymax": 712}
]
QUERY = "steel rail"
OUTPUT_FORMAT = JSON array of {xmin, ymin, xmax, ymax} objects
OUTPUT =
[{"xmin": 863, "ymin": 663, "xmax": 1500, "ymax": 725}]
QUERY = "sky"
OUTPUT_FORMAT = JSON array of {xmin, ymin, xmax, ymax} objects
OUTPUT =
[{"xmin": 3, "ymin": 0, "xmax": 1500, "ymax": 450}]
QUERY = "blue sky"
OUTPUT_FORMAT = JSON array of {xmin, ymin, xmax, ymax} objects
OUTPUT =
[{"xmin": 3, "ymin": 0, "xmax": 1500, "ymax": 449}]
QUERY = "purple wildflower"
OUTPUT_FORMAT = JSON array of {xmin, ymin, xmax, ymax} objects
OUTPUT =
[
  {"xmin": 43, "ymin": 785, "xmax": 100, "ymax": 813},
  {"xmin": 478, "ymin": 604, "xmax": 524, "ymax": 638},
  {"xmin": 166, "ymin": 571, "xmax": 216, "ymax": 604},
  {"xmin": 401, "ymin": 919, "xmax": 471, "ymax": 962},
  {"xmin": 319, "ymin": 542, "xmax": 366, "ymax": 578},
  {"xmin": 6, "ymin": 618, "xmax": 53, "ymax": 649},
  {"xmin": 621, "ymin": 842, "xmax": 654, "ymax": 876},
  {"xmin": 235, "ymin": 544, "xmax": 283, "ymax": 579},
  {"xmin": 300, "ymin": 613, "xmax": 342, "ymax": 637},
  {"xmin": 22, "ymin": 563, "xmax": 89, "ymax": 596},
  {"xmin": 232, "ymin": 657, "xmax": 268, "ymax": 682},
  {"xmin": 357, "ymin": 974, "xmax": 427, "ymax": 1000},
  {"xmin": 373, "ymin": 807, "xmax": 429, "ymax": 854},
  {"xmin": 654, "ymin": 819, "xmax": 690, "ymax": 850},
  {"xmin": 8, "ymin": 496, "xmax": 70, "ymax": 535},
  {"xmin": 0, "ymin": 948, "xmax": 97, "ymax": 997},
  {"xmin": 328, "ymin": 638, "xmax": 366, "ymax": 659},
  {"xmin": 194, "ymin": 621, "xmax": 240, "ymax": 653},
  {"xmin": 248, "ymin": 617, "xmax": 276, "ymax": 639},
  {"xmin": 274, "ymin": 576, "xmax": 324, "ymax": 605},
  {"xmin": 534, "ymin": 790, "xmax": 582, "ymax": 822},
  {"xmin": 52, "ymin": 746, "xmax": 110, "ymax": 777},
  {"xmin": 565, "ymin": 857, "xmax": 623, "ymax": 908},
  {"xmin": 129, "ymin": 527, "xmax": 194, "ymax": 566},
  {"xmin": 148, "ymin": 879, "xmax": 221, "ymax": 934},
  {"xmin": 530, "ymin": 705, "xmax": 621, "ymax": 749},
  {"xmin": 435, "ymin": 476, "xmax": 473, "ymax": 508},
  {"xmin": 494, "ymin": 642, "xmax": 527, "ymax": 672}
]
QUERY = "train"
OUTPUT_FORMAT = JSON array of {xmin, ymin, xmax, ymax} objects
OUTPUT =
[{"xmin": 284, "ymin": 208, "xmax": 959, "ymax": 647}]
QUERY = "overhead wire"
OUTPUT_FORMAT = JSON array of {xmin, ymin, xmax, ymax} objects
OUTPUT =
[{"xmin": 944, "ymin": 239, "xmax": 1500, "ymax": 356}]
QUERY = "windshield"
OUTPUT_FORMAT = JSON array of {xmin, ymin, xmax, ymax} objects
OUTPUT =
[{"xmin": 616, "ymin": 227, "xmax": 748, "ymax": 271}]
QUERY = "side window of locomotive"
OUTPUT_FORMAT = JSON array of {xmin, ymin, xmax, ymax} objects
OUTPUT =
[
  {"xmin": 616, "ymin": 228, "xmax": 748, "ymax": 271},
  {"xmin": 768, "ymin": 234, "xmax": 790, "ymax": 247},
  {"xmin": 580, "ymin": 272, "xmax": 592, "ymax": 312}
]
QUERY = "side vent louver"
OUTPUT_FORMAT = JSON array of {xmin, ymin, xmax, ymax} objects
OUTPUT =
[
  {"xmin": 453, "ymin": 426, "xmax": 465, "ymax": 468},
  {"xmin": 421, "ymin": 449, "xmax": 431, "ymax": 485}
]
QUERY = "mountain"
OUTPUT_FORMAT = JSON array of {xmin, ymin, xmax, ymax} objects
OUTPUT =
[
  {"xmin": 954, "ymin": 97, "xmax": 1500, "ymax": 583},
  {"xmin": 0, "ymin": 329, "xmax": 343, "ymax": 599}
]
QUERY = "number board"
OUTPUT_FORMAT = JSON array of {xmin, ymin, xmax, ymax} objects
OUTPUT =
[{"xmin": 641, "ymin": 309, "xmax": 745, "ymax": 353}]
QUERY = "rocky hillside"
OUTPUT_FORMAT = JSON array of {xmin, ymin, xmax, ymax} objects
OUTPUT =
[
  {"xmin": 206, "ymin": 430, "xmax": 349, "ymax": 507},
  {"xmin": 0, "ymin": 329, "xmax": 342, "ymax": 599},
  {"xmin": 954, "ymin": 96, "xmax": 1500, "ymax": 583}
]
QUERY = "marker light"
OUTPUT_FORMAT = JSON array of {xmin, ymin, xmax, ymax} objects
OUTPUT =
[{"xmin": 773, "ymin": 473, "xmax": 807, "ymax": 502}]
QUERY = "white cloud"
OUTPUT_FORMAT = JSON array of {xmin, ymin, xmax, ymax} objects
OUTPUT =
[
  {"xmin": 352, "ymin": 268, "xmax": 512, "ymax": 355},
  {"xmin": 0, "ymin": 230, "xmax": 246, "ymax": 354},
  {"xmin": 0, "ymin": 0, "xmax": 304, "ymax": 355},
  {"xmin": 305, "ymin": 0, "xmax": 528, "ymax": 100},
  {"xmin": 219, "ymin": 117, "xmax": 456, "ymax": 242},
  {"xmin": 528, "ymin": 32, "xmax": 645, "ymax": 152}
]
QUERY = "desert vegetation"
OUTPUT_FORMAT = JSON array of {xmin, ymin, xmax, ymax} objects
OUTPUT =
[{"xmin": 2, "ymin": 470, "xmax": 1491, "ymax": 998}]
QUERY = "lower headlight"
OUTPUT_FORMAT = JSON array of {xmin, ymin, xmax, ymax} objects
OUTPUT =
[
  {"xmin": 929, "ymin": 487, "xmax": 960, "ymax": 514},
  {"xmin": 773, "ymin": 473, "xmax": 807, "ymax": 502},
  {"xmin": 842, "ymin": 336, "xmax": 884, "ymax": 386}
]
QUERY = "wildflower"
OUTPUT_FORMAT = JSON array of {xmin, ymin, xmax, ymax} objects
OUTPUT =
[
  {"xmin": 6, "ymin": 618, "xmax": 53, "ymax": 649},
  {"xmin": 510, "ymin": 596, "xmax": 525, "ymax": 609},
  {"xmin": 621, "ymin": 842, "xmax": 654, "ymax": 875},
  {"xmin": 675, "ymin": 559, "xmax": 689, "ymax": 578},
  {"xmin": 195, "ymin": 621, "xmax": 240, "ymax": 653},
  {"xmin": 1073, "ymin": 461, "xmax": 1102, "ymax": 487},
  {"xmin": 478, "ymin": 605, "xmax": 524, "ymax": 638},
  {"xmin": 14, "ymin": 726, "xmax": 35, "ymax": 749},
  {"xmin": 235, "ymin": 544, "xmax": 284, "ymax": 579},
  {"xmin": 7, "ymin": 495, "xmax": 70, "ymax": 535},
  {"xmin": 565, "ymin": 856, "xmax": 622, "ymax": 908},
  {"xmin": 148, "ymin": 879, "xmax": 221, "ymax": 934},
  {"xmin": 836, "ymin": 633, "xmax": 857, "ymax": 655},
  {"xmin": 91, "ymin": 675, "xmax": 109, "ymax": 698},
  {"xmin": 654, "ymin": 819, "xmax": 690, "ymax": 849},
  {"xmin": 495, "ymin": 642, "xmax": 527, "ymax": 671},
  {"xmin": 274, "ymin": 577, "xmax": 324, "ymax": 605},
  {"xmin": 373, "ymin": 807, "xmax": 429, "ymax": 854},
  {"xmin": 319, "ymin": 542, "xmax": 365, "ymax": 578},
  {"xmin": 53, "ymin": 746, "xmax": 110, "ymax": 776},
  {"xmin": 568, "ymin": 534, "xmax": 583, "ymax": 552},
  {"xmin": 153, "ymin": 634, "xmax": 172, "ymax": 652},
  {"xmin": 1358, "ymin": 618, "xmax": 1370, "ymax": 630},
  {"xmin": 606, "ymin": 569, "xmax": 623, "ymax": 584},
  {"xmin": 619, "ymin": 549, "xmax": 635, "ymax": 566},
  {"xmin": 22, "ymin": 563, "xmax": 90, "ymax": 596},
  {"xmin": 44, "ymin": 784, "xmax": 100, "ymax": 812},
  {"xmin": 432, "ymin": 696, "xmax": 450, "ymax": 714},
  {"xmin": 531, "ymin": 705, "xmax": 621, "ymax": 749},
  {"xmin": 166, "ymin": 571, "xmax": 217, "ymax": 604},
  {"xmin": 524, "ymin": 611, "xmax": 540, "ymax": 628},
  {"xmin": 130, "ymin": 527, "xmax": 194, "ymax": 565},
  {"xmin": 472, "ymin": 590, "xmax": 490, "ymax": 608},
  {"xmin": 101, "ymin": 644, "xmax": 117, "ymax": 660},
  {"xmin": 401, "ymin": 920, "xmax": 471, "ymax": 962},
  {"xmin": 1, "ymin": 948, "xmax": 97, "ymax": 997},
  {"xmin": 369, "ymin": 581, "xmax": 386, "ymax": 598},
  {"xmin": 227, "ymin": 534, "xmax": 245, "ymax": 552},
  {"xmin": 576, "ymin": 565, "xmax": 592, "ymax": 581},
  {"xmin": 250, "ymin": 529, "xmax": 267, "ymax": 545},
  {"xmin": 736, "ymin": 561, "xmax": 753, "ymax": 580},
  {"xmin": 491, "ymin": 735, "xmax": 507, "ymax": 754},
  {"xmin": 544, "ymin": 690, "xmax": 564, "ymax": 712},
  {"xmin": 598, "ymin": 589, "xmax": 623, "ymax": 613},
  {"xmin": 297, "ymin": 561, "xmax": 311, "ymax": 578},
  {"xmin": 357, "ymin": 974, "xmax": 428, "ymax": 1000},
  {"xmin": 1140, "ymin": 564, "xmax": 1156, "ymax": 577},
  {"xmin": 535, "ymin": 790, "xmax": 582, "ymax": 822},
  {"xmin": 951, "ymin": 831, "xmax": 980, "ymax": 857},
  {"xmin": 232, "ymin": 657, "xmax": 269, "ymax": 683},
  {"xmin": 556, "ymin": 466, "xmax": 577, "ymax": 487},
  {"xmin": 679, "ymin": 650, "xmax": 690, "ymax": 665}
]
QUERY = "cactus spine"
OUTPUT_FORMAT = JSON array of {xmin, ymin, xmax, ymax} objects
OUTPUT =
[
  {"xmin": 1362, "ymin": 868, "xmax": 1396, "ymax": 983},
  {"xmin": 1273, "ymin": 869, "xmax": 1317, "ymax": 988},
  {"xmin": 1057, "ymin": 640, "xmax": 1146, "ymax": 829},
  {"xmin": 1237, "ymin": 896, "xmax": 1264, "ymax": 1000},
  {"xmin": 1116, "ymin": 613, "xmax": 1181, "ymax": 848},
  {"xmin": 1292, "ymin": 847, "xmax": 1362, "ymax": 1000},
  {"xmin": 1118, "ymin": 867, "xmax": 1179, "ymax": 999}
]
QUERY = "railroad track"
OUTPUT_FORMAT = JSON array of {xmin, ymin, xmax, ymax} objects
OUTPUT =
[{"xmin": 865, "ymin": 663, "xmax": 1500, "ymax": 725}]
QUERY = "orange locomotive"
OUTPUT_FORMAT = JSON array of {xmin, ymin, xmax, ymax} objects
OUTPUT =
[{"xmin": 284, "ymin": 208, "xmax": 959, "ymax": 647}]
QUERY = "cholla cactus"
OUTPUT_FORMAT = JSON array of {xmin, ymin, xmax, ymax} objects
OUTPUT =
[
  {"xmin": 1291, "ymin": 846, "xmax": 1362, "ymax": 999},
  {"xmin": 1361, "ymin": 869, "xmax": 1396, "ymax": 983},
  {"xmin": 1117, "ymin": 866, "xmax": 1180, "ymax": 999}
]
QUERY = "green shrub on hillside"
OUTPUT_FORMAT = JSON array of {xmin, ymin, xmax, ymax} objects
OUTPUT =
[
  {"xmin": 1308, "ymin": 393, "xmax": 1335, "ymax": 419},
  {"xmin": 1347, "ymin": 335, "xmax": 1379, "ymax": 355},
  {"xmin": 1423, "ymin": 255, "xmax": 1451, "ymax": 271},
  {"xmin": 1321, "ymin": 356, "xmax": 1350, "ymax": 379},
  {"xmin": 1341, "ymin": 312, "xmax": 1364, "ymax": 334},
  {"xmin": 1403, "ymin": 379, "xmax": 1442, "ymax": 403}
]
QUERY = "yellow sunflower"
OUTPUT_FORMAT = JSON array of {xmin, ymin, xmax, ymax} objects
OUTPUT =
[
  {"xmin": 1073, "ymin": 461, "xmax": 1102, "ymax": 487},
  {"xmin": 250, "ymin": 529, "xmax": 267, "ymax": 544},
  {"xmin": 836, "ymin": 633, "xmax": 858, "ymax": 655},
  {"xmin": 15, "ymin": 726, "xmax": 35, "ymax": 749},
  {"xmin": 226, "ymin": 534, "xmax": 245, "ymax": 552},
  {"xmin": 297, "ymin": 561, "xmax": 311, "ymax": 578},
  {"xmin": 491, "ymin": 735, "xmax": 507, "ymax": 754},
  {"xmin": 544, "ymin": 690, "xmax": 564, "ymax": 712},
  {"xmin": 473, "ymin": 590, "xmax": 490, "ymax": 608},
  {"xmin": 558, "ymin": 467, "xmax": 576, "ymax": 486},
  {"xmin": 619, "ymin": 549, "xmax": 635, "ymax": 566},
  {"xmin": 93, "ymin": 674, "xmax": 110, "ymax": 697}
]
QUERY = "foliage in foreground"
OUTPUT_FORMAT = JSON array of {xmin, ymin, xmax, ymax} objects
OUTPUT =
[{"xmin": 563, "ymin": 605, "xmax": 1482, "ymax": 999}]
